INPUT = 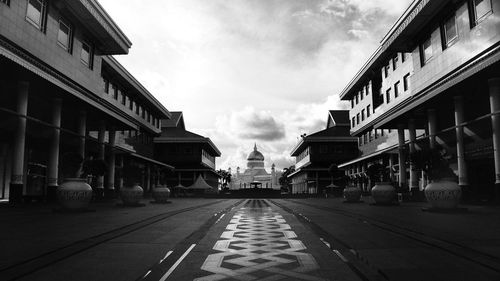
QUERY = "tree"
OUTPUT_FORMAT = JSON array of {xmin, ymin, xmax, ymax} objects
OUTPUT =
[
  {"xmin": 279, "ymin": 165, "xmax": 295, "ymax": 192},
  {"xmin": 217, "ymin": 169, "xmax": 232, "ymax": 190}
]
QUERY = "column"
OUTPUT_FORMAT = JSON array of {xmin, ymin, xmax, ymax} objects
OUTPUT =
[
  {"xmin": 408, "ymin": 119, "xmax": 419, "ymax": 195},
  {"xmin": 389, "ymin": 154, "xmax": 395, "ymax": 181},
  {"xmin": 398, "ymin": 124, "xmax": 407, "ymax": 190},
  {"xmin": 10, "ymin": 81, "xmax": 29, "ymax": 203},
  {"xmin": 489, "ymin": 78, "xmax": 500, "ymax": 200},
  {"xmin": 427, "ymin": 109, "xmax": 437, "ymax": 149},
  {"xmin": 77, "ymin": 110, "xmax": 87, "ymax": 157},
  {"xmin": 118, "ymin": 155, "xmax": 124, "ymax": 190},
  {"xmin": 146, "ymin": 163, "xmax": 151, "ymax": 192},
  {"xmin": 46, "ymin": 98, "xmax": 62, "ymax": 202},
  {"xmin": 361, "ymin": 163, "xmax": 367, "ymax": 192},
  {"xmin": 96, "ymin": 122, "xmax": 105, "ymax": 198},
  {"xmin": 357, "ymin": 164, "xmax": 362, "ymax": 191},
  {"xmin": 454, "ymin": 96, "xmax": 468, "ymax": 188},
  {"xmin": 105, "ymin": 129, "xmax": 116, "ymax": 198}
]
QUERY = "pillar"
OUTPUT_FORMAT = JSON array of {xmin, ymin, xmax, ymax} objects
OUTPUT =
[
  {"xmin": 389, "ymin": 154, "xmax": 395, "ymax": 181},
  {"xmin": 10, "ymin": 81, "xmax": 29, "ymax": 203},
  {"xmin": 46, "ymin": 98, "xmax": 62, "ymax": 202},
  {"xmin": 398, "ymin": 124, "xmax": 407, "ymax": 190},
  {"xmin": 118, "ymin": 155, "xmax": 124, "ymax": 190},
  {"xmin": 357, "ymin": 164, "xmax": 362, "ymax": 191},
  {"xmin": 361, "ymin": 163, "xmax": 367, "ymax": 192},
  {"xmin": 454, "ymin": 96, "xmax": 469, "ymax": 189},
  {"xmin": 105, "ymin": 129, "xmax": 116, "ymax": 198},
  {"xmin": 146, "ymin": 164, "xmax": 151, "ymax": 192},
  {"xmin": 488, "ymin": 78, "xmax": 500, "ymax": 200},
  {"xmin": 96, "ymin": 122, "xmax": 105, "ymax": 198},
  {"xmin": 408, "ymin": 119, "xmax": 419, "ymax": 195},
  {"xmin": 77, "ymin": 110, "xmax": 87, "ymax": 157},
  {"xmin": 427, "ymin": 109, "xmax": 437, "ymax": 149}
]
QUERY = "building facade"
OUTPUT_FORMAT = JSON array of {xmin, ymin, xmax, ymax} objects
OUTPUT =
[
  {"xmin": 154, "ymin": 112, "xmax": 221, "ymax": 193},
  {"xmin": 0, "ymin": 0, "xmax": 171, "ymax": 203},
  {"xmin": 231, "ymin": 144, "xmax": 281, "ymax": 190},
  {"xmin": 289, "ymin": 111, "xmax": 358, "ymax": 195},
  {"xmin": 339, "ymin": 0, "xmax": 500, "ymax": 202}
]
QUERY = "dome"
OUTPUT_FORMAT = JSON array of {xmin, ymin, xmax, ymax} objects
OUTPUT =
[{"xmin": 247, "ymin": 143, "xmax": 264, "ymax": 161}]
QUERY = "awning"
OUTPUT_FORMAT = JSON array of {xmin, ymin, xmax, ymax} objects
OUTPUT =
[
  {"xmin": 129, "ymin": 153, "xmax": 174, "ymax": 170},
  {"xmin": 338, "ymin": 145, "xmax": 398, "ymax": 168}
]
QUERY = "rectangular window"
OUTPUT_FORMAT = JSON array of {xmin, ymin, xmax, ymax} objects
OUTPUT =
[
  {"xmin": 401, "ymin": 52, "xmax": 406, "ymax": 63},
  {"xmin": 361, "ymin": 109, "xmax": 365, "ymax": 121},
  {"xmin": 351, "ymin": 99, "xmax": 354, "ymax": 108},
  {"xmin": 443, "ymin": 15, "xmax": 458, "ymax": 48},
  {"xmin": 103, "ymin": 78, "xmax": 109, "ymax": 94},
  {"xmin": 471, "ymin": 0, "xmax": 493, "ymax": 25},
  {"xmin": 129, "ymin": 99, "xmax": 134, "ymax": 110},
  {"xmin": 121, "ymin": 93, "xmax": 126, "ymax": 105},
  {"xmin": 403, "ymin": 73, "xmax": 410, "ymax": 91},
  {"xmin": 394, "ymin": 81, "xmax": 400, "ymax": 98},
  {"xmin": 113, "ymin": 85, "xmax": 119, "ymax": 100},
  {"xmin": 392, "ymin": 54, "xmax": 398, "ymax": 70},
  {"xmin": 57, "ymin": 19, "xmax": 73, "ymax": 52},
  {"xmin": 384, "ymin": 64, "xmax": 389, "ymax": 78},
  {"xmin": 26, "ymin": 0, "xmax": 47, "ymax": 31},
  {"xmin": 356, "ymin": 113, "xmax": 360, "ymax": 125},
  {"xmin": 420, "ymin": 36, "xmax": 433, "ymax": 65},
  {"xmin": 365, "ymin": 84, "xmax": 370, "ymax": 95},
  {"xmin": 360, "ymin": 89, "xmax": 364, "ymax": 100},
  {"xmin": 136, "ymin": 105, "xmax": 140, "ymax": 115},
  {"xmin": 81, "ymin": 41, "xmax": 94, "ymax": 69},
  {"xmin": 355, "ymin": 93, "xmax": 359, "ymax": 104},
  {"xmin": 1, "ymin": 0, "xmax": 10, "ymax": 6},
  {"xmin": 352, "ymin": 117, "xmax": 355, "ymax": 128},
  {"xmin": 367, "ymin": 105, "xmax": 371, "ymax": 117},
  {"xmin": 386, "ymin": 88, "xmax": 391, "ymax": 103}
]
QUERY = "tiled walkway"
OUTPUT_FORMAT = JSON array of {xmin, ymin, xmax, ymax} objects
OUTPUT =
[{"xmin": 196, "ymin": 200, "xmax": 325, "ymax": 281}]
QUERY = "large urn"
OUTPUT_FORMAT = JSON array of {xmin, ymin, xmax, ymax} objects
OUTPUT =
[
  {"xmin": 152, "ymin": 184, "xmax": 171, "ymax": 203},
  {"xmin": 343, "ymin": 185, "xmax": 362, "ymax": 202},
  {"xmin": 57, "ymin": 178, "xmax": 93, "ymax": 210},
  {"xmin": 371, "ymin": 182, "xmax": 396, "ymax": 204},
  {"xmin": 120, "ymin": 183, "xmax": 144, "ymax": 205},
  {"xmin": 424, "ymin": 179, "xmax": 461, "ymax": 209}
]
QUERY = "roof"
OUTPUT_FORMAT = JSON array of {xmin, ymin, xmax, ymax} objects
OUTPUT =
[
  {"xmin": 327, "ymin": 110, "xmax": 351, "ymax": 128},
  {"xmin": 247, "ymin": 144, "xmax": 264, "ymax": 161},
  {"xmin": 185, "ymin": 175, "xmax": 214, "ymax": 190},
  {"xmin": 154, "ymin": 128, "xmax": 221, "ymax": 156},
  {"xmin": 161, "ymin": 112, "xmax": 185, "ymax": 129},
  {"xmin": 290, "ymin": 126, "xmax": 358, "ymax": 156},
  {"xmin": 339, "ymin": 0, "xmax": 451, "ymax": 100}
]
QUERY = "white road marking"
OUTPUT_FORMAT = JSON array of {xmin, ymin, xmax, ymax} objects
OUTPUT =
[
  {"xmin": 159, "ymin": 244, "xmax": 196, "ymax": 281},
  {"xmin": 159, "ymin": 251, "xmax": 173, "ymax": 263}
]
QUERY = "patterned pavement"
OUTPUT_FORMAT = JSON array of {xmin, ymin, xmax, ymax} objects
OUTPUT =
[{"xmin": 196, "ymin": 200, "xmax": 326, "ymax": 281}]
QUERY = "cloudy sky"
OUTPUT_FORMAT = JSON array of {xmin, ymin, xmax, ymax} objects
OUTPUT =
[{"xmin": 99, "ymin": 0, "xmax": 412, "ymax": 171}]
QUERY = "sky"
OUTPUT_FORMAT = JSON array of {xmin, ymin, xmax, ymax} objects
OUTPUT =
[{"xmin": 99, "ymin": 0, "xmax": 413, "ymax": 171}]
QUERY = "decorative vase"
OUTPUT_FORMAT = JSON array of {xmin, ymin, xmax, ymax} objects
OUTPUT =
[
  {"xmin": 120, "ymin": 183, "xmax": 144, "ymax": 205},
  {"xmin": 152, "ymin": 184, "xmax": 170, "ymax": 203},
  {"xmin": 424, "ymin": 179, "xmax": 461, "ymax": 209},
  {"xmin": 371, "ymin": 182, "xmax": 396, "ymax": 204},
  {"xmin": 57, "ymin": 178, "xmax": 93, "ymax": 210},
  {"xmin": 343, "ymin": 185, "xmax": 362, "ymax": 202}
]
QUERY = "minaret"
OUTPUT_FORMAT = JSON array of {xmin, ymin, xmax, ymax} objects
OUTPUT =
[{"xmin": 271, "ymin": 163, "xmax": 276, "ymax": 187}]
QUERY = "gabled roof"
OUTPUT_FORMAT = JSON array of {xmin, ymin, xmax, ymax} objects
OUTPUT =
[
  {"xmin": 161, "ymin": 112, "xmax": 185, "ymax": 129},
  {"xmin": 154, "ymin": 128, "xmax": 221, "ymax": 156},
  {"xmin": 327, "ymin": 110, "xmax": 351, "ymax": 129},
  {"xmin": 185, "ymin": 175, "xmax": 213, "ymax": 190}
]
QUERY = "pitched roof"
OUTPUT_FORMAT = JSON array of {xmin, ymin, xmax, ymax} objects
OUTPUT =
[
  {"xmin": 161, "ymin": 112, "xmax": 185, "ymax": 129},
  {"xmin": 327, "ymin": 110, "xmax": 350, "ymax": 129},
  {"xmin": 154, "ymin": 128, "xmax": 221, "ymax": 156}
]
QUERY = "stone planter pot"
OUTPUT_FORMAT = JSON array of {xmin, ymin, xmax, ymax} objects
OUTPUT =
[
  {"xmin": 343, "ymin": 185, "xmax": 362, "ymax": 202},
  {"xmin": 371, "ymin": 182, "xmax": 396, "ymax": 204},
  {"xmin": 120, "ymin": 183, "xmax": 143, "ymax": 205},
  {"xmin": 57, "ymin": 178, "xmax": 93, "ymax": 210},
  {"xmin": 424, "ymin": 179, "xmax": 461, "ymax": 209},
  {"xmin": 152, "ymin": 184, "xmax": 171, "ymax": 203}
]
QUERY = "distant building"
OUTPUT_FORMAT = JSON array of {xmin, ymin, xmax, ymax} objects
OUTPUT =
[
  {"xmin": 288, "ymin": 111, "xmax": 358, "ymax": 194},
  {"xmin": 231, "ymin": 144, "xmax": 281, "ymax": 189},
  {"xmin": 338, "ymin": 0, "xmax": 500, "ymax": 202},
  {"xmin": 154, "ymin": 112, "xmax": 221, "ymax": 193}
]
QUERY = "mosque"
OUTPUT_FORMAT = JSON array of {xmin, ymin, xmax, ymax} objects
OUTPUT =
[{"xmin": 230, "ymin": 144, "xmax": 281, "ymax": 190}]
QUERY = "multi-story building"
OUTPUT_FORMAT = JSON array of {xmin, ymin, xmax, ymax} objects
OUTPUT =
[
  {"xmin": 0, "ymin": 0, "xmax": 171, "ymax": 203},
  {"xmin": 339, "ymin": 0, "xmax": 500, "ymax": 202},
  {"xmin": 154, "ymin": 112, "xmax": 221, "ymax": 194},
  {"xmin": 289, "ymin": 111, "xmax": 358, "ymax": 195}
]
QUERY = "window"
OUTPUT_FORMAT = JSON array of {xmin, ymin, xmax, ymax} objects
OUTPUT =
[
  {"xmin": 1, "ymin": 0, "xmax": 10, "ymax": 6},
  {"xmin": 394, "ymin": 81, "xmax": 400, "ymax": 98},
  {"xmin": 401, "ymin": 52, "xmax": 406, "ymax": 63},
  {"xmin": 103, "ymin": 78, "xmax": 109, "ymax": 94},
  {"xmin": 355, "ymin": 93, "xmax": 359, "ymax": 104},
  {"xmin": 26, "ymin": 0, "xmax": 47, "ymax": 30},
  {"xmin": 365, "ymin": 85, "xmax": 370, "ymax": 95},
  {"xmin": 384, "ymin": 64, "xmax": 389, "ymax": 78},
  {"xmin": 367, "ymin": 105, "xmax": 371, "ymax": 117},
  {"xmin": 112, "ymin": 85, "xmax": 118, "ymax": 100},
  {"xmin": 420, "ymin": 36, "xmax": 433, "ymax": 65},
  {"xmin": 360, "ymin": 88, "xmax": 364, "ymax": 100},
  {"xmin": 392, "ymin": 54, "xmax": 398, "ymax": 70},
  {"xmin": 470, "ymin": 0, "xmax": 493, "ymax": 25},
  {"xmin": 442, "ymin": 15, "xmax": 458, "ymax": 48},
  {"xmin": 57, "ymin": 19, "xmax": 73, "ymax": 52},
  {"xmin": 121, "ymin": 93, "xmax": 126, "ymax": 105},
  {"xmin": 352, "ymin": 117, "xmax": 355, "ymax": 128},
  {"xmin": 356, "ymin": 113, "xmax": 360, "ymax": 125},
  {"xmin": 386, "ymin": 88, "xmax": 391, "ymax": 103},
  {"xmin": 81, "ymin": 41, "xmax": 94, "ymax": 69},
  {"xmin": 136, "ymin": 105, "xmax": 140, "ymax": 115},
  {"xmin": 361, "ymin": 109, "xmax": 365, "ymax": 121},
  {"xmin": 351, "ymin": 100, "xmax": 354, "ymax": 108},
  {"xmin": 129, "ymin": 99, "xmax": 134, "ymax": 110},
  {"xmin": 403, "ymin": 73, "xmax": 410, "ymax": 91}
]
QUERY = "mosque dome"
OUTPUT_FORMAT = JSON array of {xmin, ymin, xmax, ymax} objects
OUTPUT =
[{"xmin": 247, "ymin": 143, "xmax": 264, "ymax": 161}]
